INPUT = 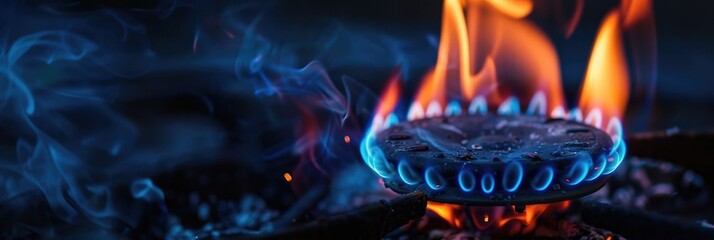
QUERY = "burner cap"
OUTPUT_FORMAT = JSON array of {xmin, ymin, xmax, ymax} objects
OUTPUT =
[{"xmin": 372, "ymin": 115, "xmax": 614, "ymax": 205}]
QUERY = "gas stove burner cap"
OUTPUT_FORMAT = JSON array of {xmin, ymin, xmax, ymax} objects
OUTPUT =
[{"xmin": 373, "ymin": 115, "xmax": 614, "ymax": 205}]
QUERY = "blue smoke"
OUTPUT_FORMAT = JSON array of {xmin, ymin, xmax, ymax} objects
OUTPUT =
[{"xmin": 0, "ymin": 0, "xmax": 423, "ymax": 238}]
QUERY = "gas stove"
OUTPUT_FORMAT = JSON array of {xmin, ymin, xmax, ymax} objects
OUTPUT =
[
  {"xmin": 372, "ymin": 115, "xmax": 615, "ymax": 206},
  {"xmin": 1, "ymin": 0, "xmax": 714, "ymax": 240}
]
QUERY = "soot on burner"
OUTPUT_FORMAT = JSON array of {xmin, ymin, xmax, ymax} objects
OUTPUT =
[{"xmin": 372, "ymin": 115, "xmax": 615, "ymax": 206}]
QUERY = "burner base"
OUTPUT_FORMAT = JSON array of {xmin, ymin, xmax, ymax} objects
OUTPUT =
[{"xmin": 371, "ymin": 115, "xmax": 614, "ymax": 205}]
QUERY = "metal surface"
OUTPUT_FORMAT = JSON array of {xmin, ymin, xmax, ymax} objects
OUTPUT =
[{"xmin": 374, "ymin": 115, "xmax": 613, "ymax": 205}]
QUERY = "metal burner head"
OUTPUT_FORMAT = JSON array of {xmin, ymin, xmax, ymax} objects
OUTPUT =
[{"xmin": 371, "ymin": 115, "xmax": 614, "ymax": 205}]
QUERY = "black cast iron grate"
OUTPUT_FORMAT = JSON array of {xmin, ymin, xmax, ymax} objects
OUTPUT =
[{"xmin": 371, "ymin": 115, "xmax": 615, "ymax": 206}]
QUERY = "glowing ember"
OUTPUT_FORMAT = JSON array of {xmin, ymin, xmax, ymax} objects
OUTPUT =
[
  {"xmin": 283, "ymin": 173, "xmax": 293, "ymax": 182},
  {"xmin": 344, "ymin": 135, "xmax": 351, "ymax": 143}
]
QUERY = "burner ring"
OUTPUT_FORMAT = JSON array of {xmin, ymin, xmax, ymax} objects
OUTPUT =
[{"xmin": 371, "ymin": 115, "xmax": 614, "ymax": 205}]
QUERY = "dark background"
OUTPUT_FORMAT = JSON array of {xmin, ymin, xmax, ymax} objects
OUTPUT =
[
  {"xmin": 2, "ymin": 0, "xmax": 714, "ymax": 238},
  {"xmin": 33, "ymin": 0, "xmax": 714, "ymax": 131}
]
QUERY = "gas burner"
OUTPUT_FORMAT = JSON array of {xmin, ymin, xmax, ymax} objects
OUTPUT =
[{"xmin": 371, "ymin": 115, "xmax": 615, "ymax": 206}]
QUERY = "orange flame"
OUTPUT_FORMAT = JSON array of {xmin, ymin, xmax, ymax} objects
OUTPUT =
[
  {"xmin": 426, "ymin": 202, "xmax": 462, "ymax": 227},
  {"xmin": 484, "ymin": 8, "xmax": 564, "ymax": 111},
  {"xmin": 411, "ymin": 0, "xmax": 564, "ymax": 117},
  {"xmin": 413, "ymin": 0, "xmax": 466, "ymax": 109},
  {"xmin": 367, "ymin": 0, "xmax": 654, "ymax": 233},
  {"xmin": 620, "ymin": 0, "xmax": 657, "ymax": 117},
  {"xmin": 497, "ymin": 201, "xmax": 571, "ymax": 233},
  {"xmin": 372, "ymin": 72, "xmax": 401, "ymax": 130},
  {"xmin": 578, "ymin": 10, "xmax": 629, "ymax": 121},
  {"xmin": 621, "ymin": 0, "xmax": 653, "ymax": 29},
  {"xmin": 426, "ymin": 201, "xmax": 571, "ymax": 233},
  {"xmin": 482, "ymin": 0, "xmax": 533, "ymax": 19},
  {"xmin": 375, "ymin": 73, "xmax": 401, "ymax": 118}
]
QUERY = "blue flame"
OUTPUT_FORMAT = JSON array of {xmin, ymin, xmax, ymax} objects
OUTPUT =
[
  {"xmin": 445, "ymin": 100, "xmax": 462, "ymax": 116},
  {"xmin": 468, "ymin": 96, "xmax": 487, "ymax": 115},
  {"xmin": 359, "ymin": 135, "xmax": 376, "ymax": 169},
  {"xmin": 369, "ymin": 148, "xmax": 393, "ymax": 179},
  {"xmin": 458, "ymin": 168, "xmax": 476, "ymax": 192},
  {"xmin": 360, "ymin": 111, "xmax": 385, "ymax": 177},
  {"xmin": 602, "ymin": 139, "xmax": 627, "ymax": 175},
  {"xmin": 384, "ymin": 113, "xmax": 400, "ymax": 129},
  {"xmin": 563, "ymin": 155, "xmax": 591, "ymax": 185},
  {"xmin": 360, "ymin": 117, "xmax": 394, "ymax": 179},
  {"xmin": 481, "ymin": 173, "xmax": 495, "ymax": 194},
  {"xmin": 526, "ymin": 91, "xmax": 546, "ymax": 116},
  {"xmin": 585, "ymin": 156, "xmax": 607, "ymax": 181},
  {"xmin": 502, "ymin": 162, "xmax": 523, "ymax": 192},
  {"xmin": 497, "ymin": 97, "xmax": 520, "ymax": 115},
  {"xmin": 425, "ymin": 167, "xmax": 446, "ymax": 190},
  {"xmin": 568, "ymin": 108, "xmax": 583, "ymax": 122},
  {"xmin": 602, "ymin": 118, "xmax": 627, "ymax": 175},
  {"xmin": 531, "ymin": 166, "xmax": 554, "ymax": 191},
  {"xmin": 397, "ymin": 160, "xmax": 420, "ymax": 185}
]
